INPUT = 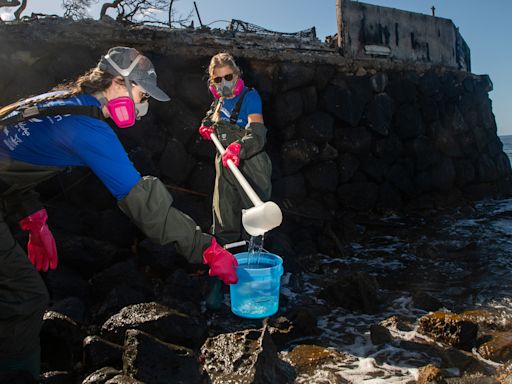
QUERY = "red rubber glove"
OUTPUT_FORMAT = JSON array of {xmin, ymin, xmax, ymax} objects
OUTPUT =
[
  {"xmin": 19, "ymin": 209, "xmax": 58, "ymax": 272},
  {"xmin": 203, "ymin": 238, "xmax": 238, "ymax": 284},
  {"xmin": 222, "ymin": 142, "xmax": 241, "ymax": 168},
  {"xmin": 198, "ymin": 125, "xmax": 214, "ymax": 140}
]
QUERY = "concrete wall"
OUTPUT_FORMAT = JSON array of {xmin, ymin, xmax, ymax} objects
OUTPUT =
[{"xmin": 341, "ymin": 1, "xmax": 470, "ymax": 71}]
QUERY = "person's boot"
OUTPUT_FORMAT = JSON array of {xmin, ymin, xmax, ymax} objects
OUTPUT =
[{"xmin": 205, "ymin": 277, "xmax": 223, "ymax": 310}]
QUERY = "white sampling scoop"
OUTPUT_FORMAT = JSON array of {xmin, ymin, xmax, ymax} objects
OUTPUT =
[{"xmin": 210, "ymin": 133, "xmax": 283, "ymax": 236}]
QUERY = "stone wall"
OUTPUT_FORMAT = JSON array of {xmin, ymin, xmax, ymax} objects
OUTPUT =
[{"xmin": 0, "ymin": 18, "xmax": 510, "ymax": 222}]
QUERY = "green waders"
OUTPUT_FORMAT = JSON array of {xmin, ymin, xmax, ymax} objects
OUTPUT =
[
  {"xmin": 0, "ymin": 160, "xmax": 59, "ymax": 380},
  {"xmin": 0, "ymin": 211, "xmax": 49, "ymax": 380},
  {"xmin": 210, "ymin": 120, "xmax": 272, "ymax": 246}
]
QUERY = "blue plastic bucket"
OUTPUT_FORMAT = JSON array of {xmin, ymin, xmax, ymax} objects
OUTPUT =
[{"xmin": 230, "ymin": 252, "xmax": 284, "ymax": 319}]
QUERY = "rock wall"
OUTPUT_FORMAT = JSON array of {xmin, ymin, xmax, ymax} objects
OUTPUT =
[{"xmin": 0, "ymin": 18, "xmax": 510, "ymax": 222}]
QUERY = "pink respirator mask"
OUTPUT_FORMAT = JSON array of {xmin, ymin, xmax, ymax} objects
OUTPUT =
[
  {"xmin": 105, "ymin": 96, "xmax": 136, "ymax": 128},
  {"xmin": 103, "ymin": 54, "xmax": 149, "ymax": 128}
]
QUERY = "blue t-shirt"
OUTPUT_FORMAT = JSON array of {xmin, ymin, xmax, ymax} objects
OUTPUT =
[
  {"xmin": 0, "ymin": 92, "xmax": 141, "ymax": 200},
  {"xmin": 218, "ymin": 88, "xmax": 262, "ymax": 128}
]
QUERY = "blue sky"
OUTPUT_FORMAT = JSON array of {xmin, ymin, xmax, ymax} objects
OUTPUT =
[{"xmin": 3, "ymin": 0, "xmax": 511, "ymax": 136}]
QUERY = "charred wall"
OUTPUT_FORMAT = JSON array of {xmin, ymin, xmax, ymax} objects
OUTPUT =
[{"xmin": 0, "ymin": 18, "xmax": 510, "ymax": 226}]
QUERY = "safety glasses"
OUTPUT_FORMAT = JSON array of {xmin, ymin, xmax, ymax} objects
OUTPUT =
[{"xmin": 212, "ymin": 73, "xmax": 234, "ymax": 84}]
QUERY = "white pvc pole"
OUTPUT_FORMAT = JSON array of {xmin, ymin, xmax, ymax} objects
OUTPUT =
[{"xmin": 210, "ymin": 133, "xmax": 263, "ymax": 207}]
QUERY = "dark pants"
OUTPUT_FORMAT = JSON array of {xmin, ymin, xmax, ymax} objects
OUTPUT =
[
  {"xmin": 0, "ymin": 212, "xmax": 48, "ymax": 379},
  {"xmin": 212, "ymin": 152, "xmax": 272, "ymax": 245}
]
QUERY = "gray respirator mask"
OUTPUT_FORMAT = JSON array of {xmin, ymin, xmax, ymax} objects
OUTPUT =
[{"xmin": 218, "ymin": 78, "xmax": 237, "ymax": 98}]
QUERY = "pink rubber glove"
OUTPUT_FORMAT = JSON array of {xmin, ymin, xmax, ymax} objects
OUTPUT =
[
  {"xmin": 19, "ymin": 209, "xmax": 58, "ymax": 272},
  {"xmin": 198, "ymin": 125, "xmax": 214, "ymax": 140},
  {"xmin": 203, "ymin": 238, "xmax": 238, "ymax": 284},
  {"xmin": 222, "ymin": 142, "xmax": 241, "ymax": 168}
]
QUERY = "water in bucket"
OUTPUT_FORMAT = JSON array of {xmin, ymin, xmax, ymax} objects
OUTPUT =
[{"xmin": 230, "ymin": 250, "xmax": 283, "ymax": 319}]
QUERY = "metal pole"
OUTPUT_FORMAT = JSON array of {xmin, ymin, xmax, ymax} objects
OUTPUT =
[
  {"xmin": 194, "ymin": 1, "xmax": 203, "ymax": 27},
  {"xmin": 336, "ymin": 0, "xmax": 344, "ymax": 53}
]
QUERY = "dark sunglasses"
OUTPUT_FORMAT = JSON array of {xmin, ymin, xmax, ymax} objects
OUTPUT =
[{"xmin": 212, "ymin": 73, "xmax": 234, "ymax": 84}]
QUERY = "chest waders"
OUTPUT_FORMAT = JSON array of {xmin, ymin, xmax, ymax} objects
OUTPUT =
[
  {"xmin": 210, "ymin": 90, "xmax": 272, "ymax": 245},
  {"xmin": 0, "ymin": 103, "xmax": 102, "ymax": 379}
]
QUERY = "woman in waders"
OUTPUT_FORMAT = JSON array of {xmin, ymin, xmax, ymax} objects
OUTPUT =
[
  {"xmin": 198, "ymin": 52, "xmax": 272, "ymax": 309},
  {"xmin": 0, "ymin": 46, "xmax": 238, "ymax": 380}
]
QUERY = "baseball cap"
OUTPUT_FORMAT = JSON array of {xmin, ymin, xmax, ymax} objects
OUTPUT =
[{"xmin": 98, "ymin": 46, "xmax": 170, "ymax": 102}]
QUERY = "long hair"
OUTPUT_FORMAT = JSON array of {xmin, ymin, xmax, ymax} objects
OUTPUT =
[
  {"xmin": 0, "ymin": 68, "xmax": 115, "ymax": 120},
  {"xmin": 207, "ymin": 52, "xmax": 241, "ymax": 123}
]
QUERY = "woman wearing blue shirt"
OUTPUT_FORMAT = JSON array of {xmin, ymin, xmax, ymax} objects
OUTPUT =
[
  {"xmin": 199, "ymin": 52, "xmax": 272, "ymax": 246},
  {"xmin": 0, "ymin": 47, "xmax": 238, "ymax": 379}
]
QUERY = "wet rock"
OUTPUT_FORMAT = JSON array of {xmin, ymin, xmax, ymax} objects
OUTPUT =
[
  {"xmin": 201, "ymin": 325, "xmax": 296, "ymax": 384},
  {"xmin": 123, "ymin": 329, "xmax": 201, "ymax": 384},
  {"xmin": 41, "ymin": 311, "xmax": 83, "ymax": 372},
  {"xmin": 81, "ymin": 367, "xmax": 121, "ymax": 384},
  {"xmin": 93, "ymin": 285, "xmax": 147, "ymax": 325},
  {"xmin": 269, "ymin": 308, "xmax": 320, "ymax": 348},
  {"xmin": 101, "ymin": 302, "xmax": 207, "ymax": 348},
  {"xmin": 462, "ymin": 309, "xmax": 512, "ymax": 331},
  {"xmin": 412, "ymin": 291, "xmax": 445, "ymax": 312},
  {"xmin": 417, "ymin": 364, "xmax": 445, "ymax": 384},
  {"xmin": 418, "ymin": 312, "xmax": 478, "ymax": 351},
  {"xmin": 83, "ymin": 336, "xmax": 123, "ymax": 372},
  {"xmin": 319, "ymin": 272, "xmax": 382, "ymax": 313},
  {"xmin": 284, "ymin": 344, "xmax": 349, "ymax": 377},
  {"xmin": 39, "ymin": 371, "xmax": 74, "ymax": 384},
  {"xmin": 370, "ymin": 324, "xmax": 392, "ymax": 345},
  {"xmin": 104, "ymin": 375, "xmax": 142, "ymax": 384},
  {"xmin": 49, "ymin": 297, "xmax": 87, "ymax": 325},
  {"xmin": 477, "ymin": 331, "xmax": 512, "ymax": 363},
  {"xmin": 380, "ymin": 316, "xmax": 414, "ymax": 332}
]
